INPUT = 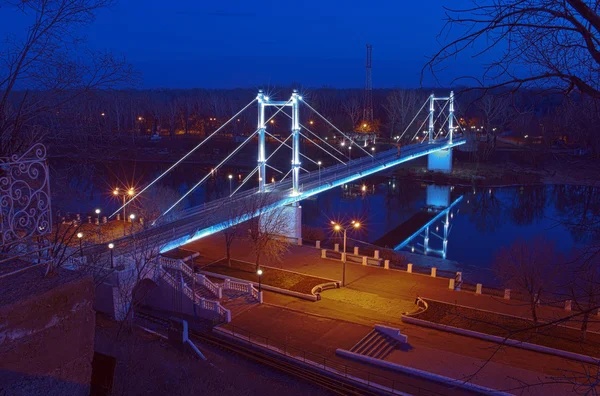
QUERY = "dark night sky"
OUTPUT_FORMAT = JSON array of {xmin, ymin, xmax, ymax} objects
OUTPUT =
[{"xmin": 1, "ymin": 0, "xmax": 493, "ymax": 88}]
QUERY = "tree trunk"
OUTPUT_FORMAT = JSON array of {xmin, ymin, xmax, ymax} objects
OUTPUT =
[
  {"xmin": 530, "ymin": 296, "xmax": 538, "ymax": 326},
  {"xmin": 581, "ymin": 311, "xmax": 590, "ymax": 342}
]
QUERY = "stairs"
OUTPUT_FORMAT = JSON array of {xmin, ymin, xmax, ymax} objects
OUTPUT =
[
  {"xmin": 349, "ymin": 329, "xmax": 399, "ymax": 360},
  {"xmin": 162, "ymin": 266, "xmax": 218, "ymax": 300}
]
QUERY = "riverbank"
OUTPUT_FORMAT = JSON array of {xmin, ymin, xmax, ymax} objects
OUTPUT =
[{"xmin": 392, "ymin": 154, "xmax": 600, "ymax": 188}]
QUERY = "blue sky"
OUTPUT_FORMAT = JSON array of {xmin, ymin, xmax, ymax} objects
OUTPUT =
[{"xmin": 1, "ymin": 0, "xmax": 490, "ymax": 88}]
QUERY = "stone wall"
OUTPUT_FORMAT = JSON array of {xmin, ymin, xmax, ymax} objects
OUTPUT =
[{"xmin": 0, "ymin": 269, "xmax": 95, "ymax": 396}]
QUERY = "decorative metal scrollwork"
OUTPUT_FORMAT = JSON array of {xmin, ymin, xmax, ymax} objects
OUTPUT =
[{"xmin": 0, "ymin": 143, "xmax": 52, "ymax": 247}]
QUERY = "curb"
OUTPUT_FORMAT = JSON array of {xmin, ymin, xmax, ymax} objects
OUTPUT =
[
  {"xmin": 335, "ymin": 349, "xmax": 513, "ymax": 396},
  {"xmin": 401, "ymin": 315, "xmax": 600, "ymax": 365}
]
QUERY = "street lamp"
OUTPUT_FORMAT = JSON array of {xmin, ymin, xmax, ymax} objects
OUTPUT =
[
  {"xmin": 95, "ymin": 208, "xmax": 101, "ymax": 236},
  {"xmin": 129, "ymin": 214, "xmax": 135, "ymax": 234},
  {"xmin": 77, "ymin": 232, "xmax": 83, "ymax": 257},
  {"xmin": 113, "ymin": 187, "xmax": 135, "ymax": 224},
  {"xmin": 317, "ymin": 161, "xmax": 322, "ymax": 184},
  {"xmin": 108, "ymin": 243, "xmax": 114, "ymax": 268},
  {"xmin": 331, "ymin": 220, "xmax": 360, "ymax": 286},
  {"xmin": 257, "ymin": 268, "xmax": 263, "ymax": 293},
  {"xmin": 228, "ymin": 174, "xmax": 233, "ymax": 195}
]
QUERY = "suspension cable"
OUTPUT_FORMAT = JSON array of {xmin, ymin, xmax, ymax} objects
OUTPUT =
[
  {"xmin": 277, "ymin": 109, "xmax": 348, "ymax": 164},
  {"xmin": 302, "ymin": 100, "xmax": 377, "ymax": 160},
  {"xmin": 158, "ymin": 99, "xmax": 292, "ymax": 220},
  {"xmin": 110, "ymin": 98, "xmax": 257, "ymax": 218},
  {"xmin": 397, "ymin": 97, "xmax": 430, "ymax": 140},
  {"xmin": 264, "ymin": 130, "xmax": 320, "ymax": 166},
  {"xmin": 298, "ymin": 131, "xmax": 347, "ymax": 165}
]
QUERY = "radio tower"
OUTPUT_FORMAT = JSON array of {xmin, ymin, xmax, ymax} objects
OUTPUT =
[{"xmin": 363, "ymin": 44, "xmax": 373, "ymax": 130}]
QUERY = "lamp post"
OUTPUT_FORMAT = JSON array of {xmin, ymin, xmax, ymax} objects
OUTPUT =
[
  {"xmin": 257, "ymin": 268, "xmax": 263, "ymax": 292},
  {"xmin": 95, "ymin": 208, "xmax": 101, "ymax": 237},
  {"xmin": 108, "ymin": 243, "xmax": 114, "ymax": 268},
  {"xmin": 113, "ymin": 187, "xmax": 134, "ymax": 234},
  {"xmin": 228, "ymin": 174, "xmax": 233, "ymax": 196},
  {"xmin": 129, "ymin": 214, "xmax": 135, "ymax": 235},
  {"xmin": 331, "ymin": 220, "xmax": 360, "ymax": 287},
  {"xmin": 77, "ymin": 232, "xmax": 83, "ymax": 257},
  {"xmin": 317, "ymin": 161, "xmax": 322, "ymax": 184}
]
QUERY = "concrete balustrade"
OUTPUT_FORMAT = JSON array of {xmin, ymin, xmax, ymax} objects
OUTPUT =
[
  {"xmin": 407, "ymin": 263, "xmax": 413, "ymax": 273},
  {"xmin": 341, "ymin": 253, "xmax": 346, "ymax": 262},
  {"xmin": 321, "ymin": 249, "xmax": 327, "ymax": 258},
  {"xmin": 362, "ymin": 256, "xmax": 367, "ymax": 266},
  {"xmin": 334, "ymin": 243, "xmax": 339, "ymax": 252},
  {"xmin": 431, "ymin": 267, "xmax": 437, "ymax": 278},
  {"xmin": 476, "ymin": 283, "xmax": 482, "ymax": 294},
  {"xmin": 315, "ymin": 240, "xmax": 320, "ymax": 249},
  {"xmin": 353, "ymin": 247, "xmax": 359, "ymax": 255},
  {"xmin": 384, "ymin": 260, "xmax": 389, "ymax": 269},
  {"xmin": 374, "ymin": 250, "xmax": 380, "ymax": 259},
  {"xmin": 449, "ymin": 278, "xmax": 455, "ymax": 290}
]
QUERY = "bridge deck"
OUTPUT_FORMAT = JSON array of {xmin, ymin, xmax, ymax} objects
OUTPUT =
[{"xmin": 95, "ymin": 138, "xmax": 465, "ymax": 255}]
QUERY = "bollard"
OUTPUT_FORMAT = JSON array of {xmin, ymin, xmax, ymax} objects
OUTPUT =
[
  {"xmin": 565, "ymin": 300, "xmax": 572, "ymax": 311},
  {"xmin": 476, "ymin": 283, "xmax": 482, "ymax": 294},
  {"xmin": 116, "ymin": 214, "xmax": 121, "ymax": 221},
  {"xmin": 341, "ymin": 253, "xmax": 346, "ymax": 262},
  {"xmin": 259, "ymin": 291, "xmax": 264, "ymax": 304},
  {"xmin": 362, "ymin": 256, "xmax": 367, "ymax": 266},
  {"xmin": 95, "ymin": 218, "xmax": 99, "ymax": 225},
  {"xmin": 384, "ymin": 260, "xmax": 389, "ymax": 269},
  {"xmin": 431, "ymin": 267, "xmax": 437, "ymax": 277},
  {"xmin": 407, "ymin": 263, "xmax": 413, "ymax": 273},
  {"xmin": 334, "ymin": 243, "xmax": 339, "ymax": 252},
  {"xmin": 504, "ymin": 289, "xmax": 511, "ymax": 300},
  {"xmin": 297, "ymin": 238, "xmax": 302, "ymax": 246},
  {"xmin": 87, "ymin": 216, "xmax": 92, "ymax": 224},
  {"xmin": 374, "ymin": 250, "xmax": 380, "ymax": 259},
  {"xmin": 321, "ymin": 249, "xmax": 327, "ymax": 258},
  {"xmin": 102, "ymin": 216, "xmax": 107, "ymax": 224},
  {"xmin": 353, "ymin": 247, "xmax": 359, "ymax": 255},
  {"xmin": 449, "ymin": 278, "xmax": 455, "ymax": 290},
  {"xmin": 316, "ymin": 240, "xmax": 321, "ymax": 249}
]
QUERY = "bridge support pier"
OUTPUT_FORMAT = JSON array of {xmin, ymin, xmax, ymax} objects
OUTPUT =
[
  {"xmin": 280, "ymin": 204, "xmax": 302, "ymax": 241},
  {"xmin": 427, "ymin": 148, "xmax": 453, "ymax": 174}
]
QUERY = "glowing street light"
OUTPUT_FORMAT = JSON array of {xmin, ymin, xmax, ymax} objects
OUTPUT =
[
  {"xmin": 257, "ymin": 268, "xmax": 263, "ymax": 293},
  {"xmin": 309, "ymin": 120, "xmax": 314, "ymax": 125},
  {"xmin": 331, "ymin": 220, "xmax": 361, "ymax": 286},
  {"xmin": 129, "ymin": 214, "xmax": 135, "ymax": 234},
  {"xmin": 317, "ymin": 161, "xmax": 322, "ymax": 184},
  {"xmin": 77, "ymin": 232, "xmax": 83, "ymax": 257},
  {"xmin": 113, "ymin": 187, "xmax": 135, "ymax": 229},
  {"xmin": 228, "ymin": 174, "xmax": 233, "ymax": 195},
  {"xmin": 108, "ymin": 243, "xmax": 114, "ymax": 268}
]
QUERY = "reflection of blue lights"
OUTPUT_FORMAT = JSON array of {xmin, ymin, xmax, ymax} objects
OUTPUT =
[{"xmin": 394, "ymin": 196, "xmax": 463, "ymax": 251}]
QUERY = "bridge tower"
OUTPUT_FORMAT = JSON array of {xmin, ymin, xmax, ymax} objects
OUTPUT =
[
  {"xmin": 291, "ymin": 90, "xmax": 301, "ymax": 195},
  {"xmin": 257, "ymin": 90, "xmax": 267, "ymax": 192},
  {"xmin": 427, "ymin": 91, "xmax": 454, "ymax": 174}
]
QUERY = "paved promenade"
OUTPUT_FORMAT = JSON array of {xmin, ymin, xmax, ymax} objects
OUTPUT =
[{"xmin": 184, "ymin": 234, "xmax": 593, "ymax": 395}]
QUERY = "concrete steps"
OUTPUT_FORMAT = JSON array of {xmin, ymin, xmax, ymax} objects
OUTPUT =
[
  {"xmin": 350, "ymin": 329, "xmax": 399, "ymax": 360},
  {"xmin": 162, "ymin": 267, "xmax": 218, "ymax": 300}
]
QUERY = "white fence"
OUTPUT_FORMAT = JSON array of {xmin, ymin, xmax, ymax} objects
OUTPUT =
[{"xmin": 223, "ymin": 278, "xmax": 261, "ymax": 302}]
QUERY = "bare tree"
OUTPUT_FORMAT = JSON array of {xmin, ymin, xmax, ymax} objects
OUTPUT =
[
  {"xmin": 424, "ymin": 0, "xmax": 600, "ymax": 99},
  {"xmin": 494, "ymin": 237, "xmax": 562, "ymax": 325},
  {"xmin": 243, "ymin": 193, "xmax": 290, "ymax": 270},
  {"xmin": 342, "ymin": 94, "xmax": 362, "ymax": 131},
  {"xmin": 475, "ymin": 94, "xmax": 512, "ymax": 137},
  {"xmin": 384, "ymin": 89, "xmax": 421, "ymax": 140},
  {"xmin": 0, "ymin": 0, "xmax": 136, "ymax": 156},
  {"xmin": 565, "ymin": 248, "xmax": 600, "ymax": 341}
]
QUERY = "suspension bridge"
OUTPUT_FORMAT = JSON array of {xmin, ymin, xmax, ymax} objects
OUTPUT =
[{"xmin": 107, "ymin": 90, "xmax": 466, "ymax": 253}]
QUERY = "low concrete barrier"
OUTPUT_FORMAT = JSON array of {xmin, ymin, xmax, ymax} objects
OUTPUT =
[
  {"xmin": 402, "ymin": 315, "xmax": 600, "ymax": 365},
  {"xmin": 335, "ymin": 349, "xmax": 511, "ymax": 396},
  {"xmin": 374, "ymin": 324, "xmax": 408, "ymax": 344}
]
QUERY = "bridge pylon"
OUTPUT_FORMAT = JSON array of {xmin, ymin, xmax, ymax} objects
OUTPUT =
[{"xmin": 257, "ymin": 90, "xmax": 267, "ymax": 192}]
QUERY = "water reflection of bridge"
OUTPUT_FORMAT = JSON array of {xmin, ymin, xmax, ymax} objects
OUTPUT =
[{"xmin": 374, "ymin": 185, "xmax": 462, "ymax": 259}]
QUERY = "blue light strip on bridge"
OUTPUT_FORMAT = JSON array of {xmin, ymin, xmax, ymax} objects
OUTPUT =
[{"xmin": 159, "ymin": 139, "xmax": 466, "ymax": 253}]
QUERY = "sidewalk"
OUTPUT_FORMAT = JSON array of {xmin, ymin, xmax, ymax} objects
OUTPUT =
[{"xmin": 186, "ymin": 234, "xmax": 599, "ymax": 332}]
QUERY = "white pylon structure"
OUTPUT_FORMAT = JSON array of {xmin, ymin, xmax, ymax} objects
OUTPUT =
[
  {"xmin": 257, "ymin": 89, "xmax": 302, "ymax": 195},
  {"xmin": 448, "ymin": 91, "xmax": 454, "ymax": 144}
]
